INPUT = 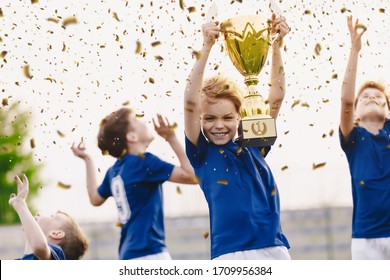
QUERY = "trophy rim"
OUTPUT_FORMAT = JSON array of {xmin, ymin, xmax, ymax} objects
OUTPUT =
[{"xmin": 220, "ymin": 14, "xmax": 270, "ymax": 31}]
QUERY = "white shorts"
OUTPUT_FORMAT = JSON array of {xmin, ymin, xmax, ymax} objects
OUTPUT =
[
  {"xmin": 351, "ymin": 237, "xmax": 390, "ymax": 260},
  {"xmin": 131, "ymin": 252, "xmax": 172, "ymax": 260},
  {"xmin": 213, "ymin": 246, "xmax": 291, "ymax": 260}
]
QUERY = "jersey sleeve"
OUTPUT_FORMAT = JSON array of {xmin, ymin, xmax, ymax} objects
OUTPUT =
[
  {"xmin": 339, "ymin": 126, "xmax": 358, "ymax": 157},
  {"xmin": 141, "ymin": 153, "xmax": 175, "ymax": 183},
  {"xmin": 98, "ymin": 170, "xmax": 113, "ymax": 198},
  {"xmin": 185, "ymin": 132, "xmax": 208, "ymax": 168},
  {"xmin": 48, "ymin": 243, "xmax": 66, "ymax": 260}
]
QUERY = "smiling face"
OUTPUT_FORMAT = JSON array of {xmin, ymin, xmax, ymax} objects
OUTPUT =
[
  {"xmin": 200, "ymin": 97, "xmax": 240, "ymax": 145},
  {"xmin": 355, "ymin": 87, "xmax": 389, "ymax": 122}
]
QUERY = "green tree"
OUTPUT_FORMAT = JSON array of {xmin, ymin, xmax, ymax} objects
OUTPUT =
[{"xmin": 0, "ymin": 102, "xmax": 43, "ymax": 224}]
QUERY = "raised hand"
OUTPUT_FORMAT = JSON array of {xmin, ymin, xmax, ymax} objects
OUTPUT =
[
  {"xmin": 202, "ymin": 21, "xmax": 220, "ymax": 47},
  {"xmin": 9, "ymin": 174, "xmax": 29, "ymax": 208},
  {"xmin": 71, "ymin": 142, "xmax": 90, "ymax": 160},
  {"xmin": 347, "ymin": 15, "xmax": 366, "ymax": 52},
  {"xmin": 153, "ymin": 114, "xmax": 177, "ymax": 141}
]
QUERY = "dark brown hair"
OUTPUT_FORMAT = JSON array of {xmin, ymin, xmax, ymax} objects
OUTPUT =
[{"xmin": 98, "ymin": 108, "xmax": 132, "ymax": 158}]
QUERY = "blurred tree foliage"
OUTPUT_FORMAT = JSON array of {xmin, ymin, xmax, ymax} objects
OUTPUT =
[{"xmin": 0, "ymin": 102, "xmax": 43, "ymax": 224}]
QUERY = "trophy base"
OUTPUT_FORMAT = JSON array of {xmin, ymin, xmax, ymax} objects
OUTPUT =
[{"xmin": 237, "ymin": 117, "xmax": 277, "ymax": 147}]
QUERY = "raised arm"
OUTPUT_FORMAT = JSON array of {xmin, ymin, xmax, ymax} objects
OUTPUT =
[
  {"xmin": 153, "ymin": 114, "xmax": 196, "ymax": 184},
  {"xmin": 71, "ymin": 143, "xmax": 106, "ymax": 206},
  {"xmin": 340, "ymin": 16, "xmax": 366, "ymax": 140},
  {"xmin": 9, "ymin": 175, "xmax": 52, "ymax": 260},
  {"xmin": 268, "ymin": 14, "xmax": 290, "ymax": 120},
  {"xmin": 184, "ymin": 21, "xmax": 219, "ymax": 146}
]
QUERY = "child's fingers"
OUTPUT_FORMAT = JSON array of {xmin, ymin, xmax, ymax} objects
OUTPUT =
[{"xmin": 15, "ymin": 175, "xmax": 22, "ymax": 187}]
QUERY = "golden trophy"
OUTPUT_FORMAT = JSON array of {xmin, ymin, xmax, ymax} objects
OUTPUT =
[{"xmin": 220, "ymin": 15, "xmax": 276, "ymax": 147}]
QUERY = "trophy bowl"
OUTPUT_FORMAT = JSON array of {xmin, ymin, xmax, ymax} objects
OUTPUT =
[{"xmin": 220, "ymin": 15, "xmax": 277, "ymax": 147}]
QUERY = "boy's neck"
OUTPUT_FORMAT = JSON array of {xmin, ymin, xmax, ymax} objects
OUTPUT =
[
  {"xmin": 358, "ymin": 119, "xmax": 386, "ymax": 135},
  {"xmin": 127, "ymin": 142, "xmax": 150, "ymax": 155}
]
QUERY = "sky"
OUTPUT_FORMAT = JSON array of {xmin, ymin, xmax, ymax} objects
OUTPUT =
[{"xmin": 1, "ymin": 0, "xmax": 390, "ymax": 223}]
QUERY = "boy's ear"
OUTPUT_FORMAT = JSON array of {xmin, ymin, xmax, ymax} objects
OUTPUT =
[
  {"xmin": 126, "ymin": 131, "xmax": 137, "ymax": 143},
  {"xmin": 48, "ymin": 230, "xmax": 65, "ymax": 241}
]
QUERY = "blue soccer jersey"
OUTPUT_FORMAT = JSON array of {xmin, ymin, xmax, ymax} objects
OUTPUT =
[
  {"xmin": 340, "ymin": 121, "xmax": 390, "ymax": 238},
  {"xmin": 17, "ymin": 243, "xmax": 66, "ymax": 260},
  {"xmin": 98, "ymin": 152, "xmax": 174, "ymax": 260},
  {"xmin": 185, "ymin": 133, "xmax": 289, "ymax": 259}
]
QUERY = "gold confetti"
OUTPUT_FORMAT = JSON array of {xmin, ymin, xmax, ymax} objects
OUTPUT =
[
  {"xmin": 0, "ymin": 8, "xmax": 3, "ymax": 17},
  {"xmin": 112, "ymin": 12, "xmax": 120, "ymax": 21},
  {"xmin": 332, "ymin": 74, "xmax": 338, "ymax": 79},
  {"xmin": 169, "ymin": 123, "xmax": 178, "ymax": 131},
  {"xmin": 217, "ymin": 179, "xmax": 228, "ymax": 185},
  {"xmin": 45, "ymin": 77, "xmax": 56, "ymax": 83},
  {"xmin": 122, "ymin": 100, "xmax": 130, "ymax": 106},
  {"xmin": 281, "ymin": 166, "xmax": 288, "ymax": 171},
  {"xmin": 179, "ymin": 0, "xmax": 185, "ymax": 10},
  {"xmin": 102, "ymin": 150, "xmax": 109, "ymax": 155},
  {"xmin": 57, "ymin": 130, "xmax": 65, "ymax": 137},
  {"xmin": 379, "ymin": 8, "xmax": 385, "ymax": 13},
  {"xmin": 149, "ymin": 77, "xmax": 155, "ymax": 84},
  {"xmin": 154, "ymin": 55, "xmax": 164, "ymax": 61},
  {"xmin": 340, "ymin": 7, "xmax": 347, "ymax": 13},
  {"xmin": 62, "ymin": 17, "xmax": 78, "ymax": 27},
  {"xmin": 30, "ymin": 138, "xmax": 36, "ymax": 149},
  {"xmin": 271, "ymin": 187, "xmax": 276, "ymax": 196},
  {"xmin": 203, "ymin": 231, "xmax": 209, "ymax": 239},
  {"xmin": 291, "ymin": 99, "xmax": 300, "ymax": 108},
  {"xmin": 23, "ymin": 65, "xmax": 33, "ymax": 79},
  {"xmin": 0, "ymin": 51, "xmax": 7, "ymax": 59},
  {"xmin": 314, "ymin": 43, "xmax": 322, "ymax": 56},
  {"xmin": 138, "ymin": 152, "xmax": 145, "ymax": 159},
  {"xmin": 115, "ymin": 222, "xmax": 123, "ymax": 228},
  {"xmin": 31, "ymin": 0, "xmax": 39, "ymax": 3},
  {"xmin": 312, "ymin": 162, "xmax": 326, "ymax": 170},
  {"xmin": 329, "ymin": 129, "xmax": 334, "ymax": 137},
  {"xmin": 236, "ymin": 147, "xmax": 242, "ymax": 155},
  {"xmin": 62, "ymin": 43, "xmax": 67, "ymax": 52},
  {"xmin": 176, "ymin": 186, "xmax": 182, "ymax": 195},
  {"xmin": 188, "ymin": 7, "xmax": 196, "ymax": 13},
  {"xmin": 219, "ymin": 149, "xmax": 224, "ymax": 154},
  {"xmin": 356, "ymin": 23, "xmax": 367, "ymax": 31},
  {"xmin": 57, "ymin": 182, "xmax": 71, "ymax": 189},
  {"xmin": 135, "ymin": 113, "xmax": 145, "ymax": 118},
  {"xmin": 141, "ymin": 94, "xmax": 148, "ymax": 99},
  {"xmin": 166, "ymin": 91, "xmax": 172, "ymax": 97},
  {"xmin": 301, "ymin": 102, "xmax": 310, "ymax": 108},
  {"xmin": 192, "ymin": 50, "xmax": 201, "ymax": 60},
  {"xmin": 135, "ymin": 40, "xmax": 142, "ymax": 54},
  {"xmin": 192, "ymin": 175, "xmax": 200, "ymax": 184},
  {"xmin": 151, "ymin": 41, "xmax": 161, "ymax": 47},
  {"xmin": 2, "ymin": 98, "xmax": 9, "ymax": 106},
  {"xmin": 47, "ymin": 17, "xmax": 59, "ymax": 23},
  {"xmin": 304, "ymin": 10, "xmax": 312, "ymax": 15},
  {"xmin": 358, "ymin": 181, "xmax": 365, "ymax": 186},
  {"xmin": 322, "ymin": 98, "xmax": 329, "ymax": 103},
  {"xmin": 184, "ymin": 106, "xmax": 194, "ymax": 113}
]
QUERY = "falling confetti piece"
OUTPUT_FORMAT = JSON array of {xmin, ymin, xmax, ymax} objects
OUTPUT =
[
  {"xmin": 217, "ymin": 179, "xmax": 228, "ymax": 185},
  {"xmin": 332, "ymin": 74, "xmax": 338, "ymax": 79},
  {"xmin": 47, "ymin": 17, "xmax": 59, "ymax": 23},
  {"xmin": 301, "ymin": 102, "xmax": 310, "ymax": 108},
  {"xmin": 62, "ymin": 43, "xmax": 67, "ymax": 52},
  {"xmin": 122, "ymin": 100, "xmax": 130, "ymax": 106},
  {"xmin": 31, "ymin": 0, "xmax": 39, "ymax": 4},
  {"xmin": 141, "ymin": 94, "xmax": 148, "ymax": 99},
  {"xmin": 135, "ymin": 41, "xmax": 142, "ymax": 54},
  {"xmin": 0, "ymin": 8, "xmax": 3, "ymax": 17},
  {"xmin": 291, "ymin": 99, "xmax": 300, "ymax": 108},
  {"xmin": 314, "ymin": 43, "xmax": 322, "ymax": 56},
  {"xmin": 112, "ymin": 12, "xmax": 120, "ymax": 21},
  {"xmin": 176, "ymin": 186, "xmax": 182, "ymax": 195},
  {"xmin": 151, "ymin": 41, "xmax": 161, "ymax": 47},
  {"xmin": 179, "ymin": 0, "xmax": 185, "ymax": 10},
  {"xmin": 236, "ymin": 147, "xmax": 242, "ymax": 155},
  {"xmin": 136, "ymin": 113, "xmax": 145, "ymax": 118},
  {"xmin": 312, "ymin": 162, "xmax": 326, "ymax": 170},
  {"xmin": 62, "ymin": 17, "xmax": 78, "ymax": 27},
  {"xmin": 57, "ymin": 130, "xmax": 65, "ymax": 137},
  {"xmin": 169, "ymin": 123, "xmax": 178, "ymax": 130},
  {"xmin": 203, "ymin": 231, "xmax": 209, "ymax": 239},
  {"xmin": 340, "ymin": 7, "xmax": 347, "ymax": 13},
  {"xmin": 149, "ymin": 77, "xmax": 155, "ymax": 84},
  {"xmin": 304, "ymin": 10, "xmax": 311, "ymax": 15},
  {"xmin": 102, "ymin": 150, "xmax": 109, "ymax": 155},
  {"xmin": 356, "ymin": 23, "xmax": 367, "ymax": 31},
  {"xmin": 379, "ymin": 8, "xmax": 385, "ymax": 13},
  {"xmin": 154, "ymin": 55, "xmax": 164, "ymax": 61},
  {"xmin": 57, "ymin": 182, "xmax": 71, "ymax": 189},
  {"xmin": 138, "ymin": 152, "xmax": 145, "ymax": 159},
  {"xmin": 193, "ymin": 175, "xmax": 200, "ymax": 184},
  {"xmin": 45, "ymin": 77, "xmax": 56, "ymax": 83},
  {"xmin": 0, "ymin": 51, "xmax": 7, "ymax": 59},
  {"xmin": 30, "ymin": 138, "xmax": 36, "ymax": 148},
  {"xmin": 192, "ymin": 50, "xmax": 201, "ymax": 60},
  {"xmin": 358, "ymin": 181, "xmax": 365, "ymax": 186},
  {"xmin": 115, "ymin": 222, "xmax": 123, "ymax": 228},
  {"xmin": 281, "ymin": 166, "xmax": 288, "ymax": 171},
  {"xmin": 23, "ymin": 65, "xmax": 33, "ymax": 79},
  {"xmin": 219, "ymin": 149, "xmax": 224, "ymax": 154},
  {"xmin": 329, "ymin": 129, "xmax": 334, "ymax": 136},
  {"xmin": 2, "ymin": 98, "xmax": 9, "ymax": 106},
  {"xmin": 271, "ymin": 187, "xmax": 276, "ymax": 196},
  {"xmin": 184, "ymin": 106, "xmax": 194, "ymax": 113},
  {"xmin": 188, "ymin": 7, "xmax": 196, "ymax": 13}
]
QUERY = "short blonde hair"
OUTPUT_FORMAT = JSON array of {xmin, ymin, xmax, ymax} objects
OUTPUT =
[
  {"xmin": 57, "ymin": 211, "xmax": 89, "ymax": 260},
  {"xmin": 355, "ymin": 80, "xmax": 390, "ymax": 109},
  {"xmin": 202, "ymin": 75, "xmax": 243, "ymax": 113}
]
